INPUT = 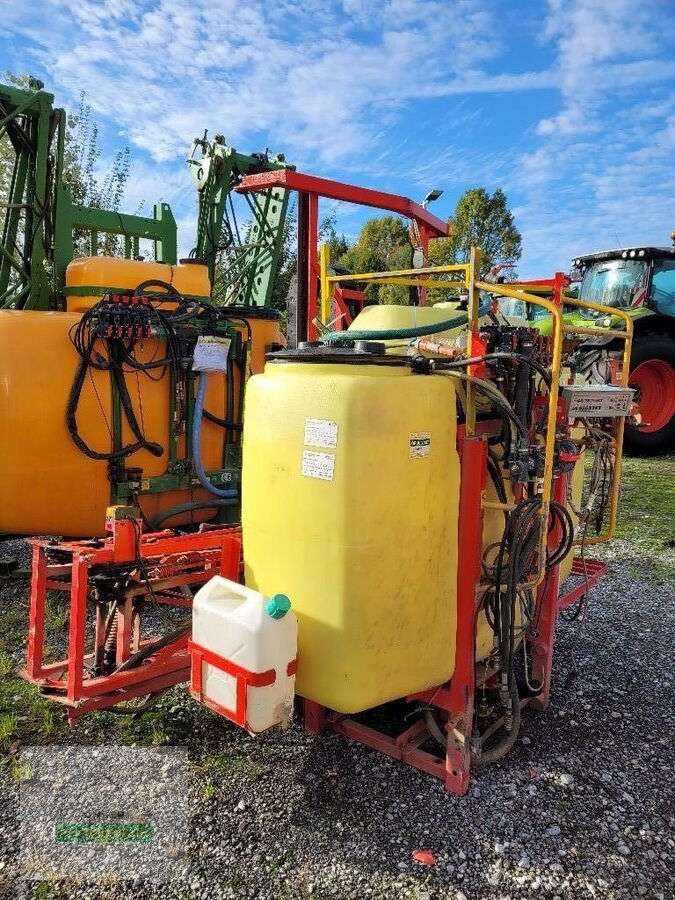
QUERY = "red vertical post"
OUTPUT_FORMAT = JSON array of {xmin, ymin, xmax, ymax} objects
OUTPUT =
[
  {"xmin": 67, "ymin": 555, "xmax": 89, "ymax": 702},
  {"xmin": 219, "ymin": 535, "xmax": 241, "ymax": 580},
  {"xmin": 445, "ymin": 434, "xmax": 487, "ymax": 794},
  {"xmin": 529, "ymin": 472, "xmax": 568, "ymax": 711},
  {"xmin": 306, "ymin": 193, "xmax": 319, "ymax": 341},
  {"xmin": 26, "ymin": 544, "xmax": 47, "ymax": 679},
  {"xmin": 552, "ymin": 271, "xmax": 568, "ymax": 309},
  {"xmin": 112, "ymin": 518, "xmax": 136, "ymax": 562},
  {"xmin": 304, "ymin": 700, "xmax": 328, "ymax": 735}
]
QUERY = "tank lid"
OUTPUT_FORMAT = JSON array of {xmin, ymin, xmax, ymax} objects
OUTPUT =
[{"xmin": 266, "ymin": 593, "xmax": 292, "ymax": 619}]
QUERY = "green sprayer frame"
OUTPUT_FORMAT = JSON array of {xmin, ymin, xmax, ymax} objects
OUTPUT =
[{"xmin": 0, "ymin": 80, "xmax": 178, "ymax": 311}]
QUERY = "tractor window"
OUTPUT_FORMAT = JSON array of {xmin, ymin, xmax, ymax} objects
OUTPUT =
[
  {"xmin": 578, "ymin": 259, "xmax": 647, "ymax": 317},
  {"xmin": 650, "ymin": 260, "xmax": 675, "ymax": 316},
  {"xmin": 497, "ymin": 297, "xmax": 527, "ymax": 319}
]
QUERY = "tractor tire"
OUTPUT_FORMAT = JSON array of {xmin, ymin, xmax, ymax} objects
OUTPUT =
[{"xmin": 624, "ymin": 333, "xmax": 675, "ymax": 455}]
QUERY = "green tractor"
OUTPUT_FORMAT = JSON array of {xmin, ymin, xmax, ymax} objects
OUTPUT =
[{"xmin": 532, "ymin": 241, "xmax": 675, "ymax": 454}]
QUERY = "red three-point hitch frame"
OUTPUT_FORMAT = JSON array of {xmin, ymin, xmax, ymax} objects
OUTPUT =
[{"xmin": 22, "ymin": 514, "xmax": 241, "ymax": 720}]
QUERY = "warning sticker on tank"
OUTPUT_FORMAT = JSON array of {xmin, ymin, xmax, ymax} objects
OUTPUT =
[
  {"xmin": 304, "ymin": 418, "xmax": 339, "ymax": 449},
  {"xmin": 301, "ymin": 450, "xmax": 336, "ymax": 481},
  {"xmin": 192, "ymin": 335, "xmax": 231, "ymax": 372},
  {"xmin": 409, "ymin": 433, "xmax": 431, "ymax": 458}
]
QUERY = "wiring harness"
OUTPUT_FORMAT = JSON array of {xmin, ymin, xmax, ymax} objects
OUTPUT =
[{"xmin": 67, "ymin": 280, "xmax": 249, "ymax": 483}]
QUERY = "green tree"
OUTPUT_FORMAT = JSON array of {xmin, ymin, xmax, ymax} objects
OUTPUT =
[
  {"xmin": 63, "ymin": 91, "xmax": 131, "ymax": 255},
  {"xmin": 429, "ymin": 187, "xmax": 521, "ymax": 274},
  {"xmin": 340, "ymin": 215, "xmax": 411, "ymax": 304},
  {"xmin": 319, "ymin": 207, "xmax": 350, "ymax": 261}
]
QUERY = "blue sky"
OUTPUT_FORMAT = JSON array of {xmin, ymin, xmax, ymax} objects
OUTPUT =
[{"xmin": 3, "ymin": 0, "xmax": 675, "ymax": 277}]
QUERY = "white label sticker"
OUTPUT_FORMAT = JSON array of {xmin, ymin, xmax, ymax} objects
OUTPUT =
[
  {"xmin": 410, "ymin": 432, "xmax": 431, "ymax": 458},
  {"xmin": 304, "ymin": 418, "xmax": 339, "ymax": 449},
  {"xmin": 192, "ymin": 335, "xmax": 232, "ymax": 372},
  {"xmin": 302, "ymin": 450, "xmax": 336, "ymax": 481}
]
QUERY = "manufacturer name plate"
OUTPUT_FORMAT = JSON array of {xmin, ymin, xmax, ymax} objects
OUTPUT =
[{"xmin": 561, "ymin": 385, "xmax": 634, "ymax": 417}]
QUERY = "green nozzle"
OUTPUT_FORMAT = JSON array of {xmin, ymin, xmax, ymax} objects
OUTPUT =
[{"xmin": 266, "ymin": 593, "xmax": 291, "ymax": 619}]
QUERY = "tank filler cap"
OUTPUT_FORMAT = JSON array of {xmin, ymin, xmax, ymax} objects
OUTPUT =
[
  {"xmin": 353, "ymin": 340, "xmax": 386, "ymax": 355},
  {"xmin": 266, "ymin": 593, "xmax": 292, "ymax": 619}
]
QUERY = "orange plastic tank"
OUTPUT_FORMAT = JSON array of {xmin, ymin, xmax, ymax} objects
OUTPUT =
[{"xmin": 0, "ymin": 257, "xmax": 279, "ymax": 537}]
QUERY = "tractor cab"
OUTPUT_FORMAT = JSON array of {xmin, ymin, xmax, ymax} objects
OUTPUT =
[{"xmin": 573, "ymin": 245, "xmax": 675, "ymax": 320}]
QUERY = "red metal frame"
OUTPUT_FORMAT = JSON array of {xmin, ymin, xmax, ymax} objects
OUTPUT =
[
  {"xmin": 300, "ymin": 428, "xmax": 608, "ymax": 794},
  {"xmin": 237, "ymin": 169, "xmax": 448, "ymax": 343},
  {"xmin": 22, "ymin": 513, "xmax": 241, "ymax": 720},
  {"xmin": 559, "ymin": 557, "xmax": 607, "ymax": 608},
  {"xmin": 188, "ymin": 640, "xmax": 297, "ymax": 730},
  {"xmin": 528, "ymin": 471, "xmax": 568, "ymax": 710},
  {"xmin": 332, "ymin": 285, "xmax": 366, "ymax": 330},
  {"xmin": 237, "ymin": 170, "xmax": 448, "ymax": 236}
]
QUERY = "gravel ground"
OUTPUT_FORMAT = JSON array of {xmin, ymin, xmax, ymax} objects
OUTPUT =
[{"xmin": 0, "ymin": 460, "xmax": 673, "ymax": 900}]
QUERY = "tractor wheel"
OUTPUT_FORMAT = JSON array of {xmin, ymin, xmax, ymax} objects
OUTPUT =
[{"xmin": 624, "ymin": 333, "xmax": 675, "ymax": 455}]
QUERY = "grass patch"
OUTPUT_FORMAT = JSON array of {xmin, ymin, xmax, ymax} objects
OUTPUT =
[
  {"xmin": 201, "ymin": 777, "xmax": 217, "ymax": 801},
  {"xmin": 0, "ymin": 650, "xmax": 13, "ymax": 677},
  {"xmin": 615, "ymin": 453, "xmax": 675, "ymax": 583},
  {"xmin": 0, "ymin": 711, "xmax": 18, "ymax": 748},
  {"xmin": 0, "ymin": 599, "xmax": 28, "ymax": 654},
  {"xmin": 201, "ymin": 752, "xmax": 266, "ymax": 780},
  {"xmin": 617, "ymin": 455, "xmax": 675, "ymax": 548},
  {"xmin": 11, "ymin": 759, "xmax": 34, "ymax": 782},
  {"xmin": 0, "ymin": 675, "xmax": 68, "ymax": 748},
  {"xmin": 44, "ymin": 591, "xmax": 70, "ymax": 632}
]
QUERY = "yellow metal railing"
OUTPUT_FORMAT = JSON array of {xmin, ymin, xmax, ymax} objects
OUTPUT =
[{"xmin": 318, "ymin": 245, "xmax": 633, "ymax": 554}]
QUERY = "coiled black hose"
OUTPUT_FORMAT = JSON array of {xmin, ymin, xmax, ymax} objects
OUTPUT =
[{"xmin": 421, "ymin": 673, "xmax": 521, "ymax": 766}]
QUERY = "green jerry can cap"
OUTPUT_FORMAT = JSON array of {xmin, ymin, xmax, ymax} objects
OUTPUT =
[{"xmin": 266, "ymin": 593, "xmax": 291, "ymax": 619}]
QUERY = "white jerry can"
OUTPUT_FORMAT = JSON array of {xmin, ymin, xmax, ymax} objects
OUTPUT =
[{"xmin": 189, "ymin": 577, "xmax": 298, "ymax": 734}]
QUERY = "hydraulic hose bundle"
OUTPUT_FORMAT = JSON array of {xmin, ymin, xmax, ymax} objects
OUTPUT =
[
  {"xmin": 399, "ymin": 323, "xmax": 577, "ymax": 763},
  {"xmin": 67, "ymin": 282, "xmax": 249, "ymax": 511}
]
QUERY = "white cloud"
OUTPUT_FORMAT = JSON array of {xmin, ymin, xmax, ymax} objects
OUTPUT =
[
  {"xmin": 4, "ymin": 0, "xmax": 542, "ymax": 167},
  {"xmin": 536, "ymin": 0, "xmax": 673, "ymax": 137},
  {"xmin": 4, "ymin": 0, "xmax": 675, "ymax": 278}
]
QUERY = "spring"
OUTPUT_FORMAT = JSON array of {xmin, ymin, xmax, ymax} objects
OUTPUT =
[{"xmin": 104, "ymin": 609, "xmax": 120, "ymax": 653}]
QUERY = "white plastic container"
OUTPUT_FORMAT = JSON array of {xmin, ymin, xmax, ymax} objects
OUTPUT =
[{"xmin": 191, "ymin": 576, "xmax": 297, "ymax": 734}]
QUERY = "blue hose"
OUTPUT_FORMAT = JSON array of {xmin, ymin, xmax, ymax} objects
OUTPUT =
[{"xmin": 192, "ymin": 372, "xmax": 239, "ymax": 499}]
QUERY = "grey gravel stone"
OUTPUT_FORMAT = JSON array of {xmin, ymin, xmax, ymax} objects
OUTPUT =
[{"xmin": 1, "ymin": 487, "xmax": 674, "ymax": 900}]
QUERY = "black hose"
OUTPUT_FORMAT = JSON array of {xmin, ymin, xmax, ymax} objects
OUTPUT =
[
  {"xmin": 113, "ymin": 622, "xmax": 191, "ymax": 673},
  {"xmin": 473, "ymin": 676, "xmax": 521, "ymax": 766},
  {"xmin": 427, "ymin": 363, "xmax": 530, "ymax": 443},
  {"xmin": 420, "ymin": 674, "xmax": 521, "ymax": 766},
  {"xmin": 149, "ymin": 498, "xmax": 237, "ymax": 531},
  {"xmin": 202, "ymin": 409, "xmax": 243, "ymax": 430},
  {"xmin": 432, "ymin": 352, "xmax": 552, "ymax": 389},
  {"xmin": 547, "ymin": 501, "xmax": 575, "ymax": 568},
  {"xmin": 66, "ymin": 337, "xmax": 163, "ymax": 461},
  {"xmin": 513, "ymin": 361, "xmax": 531, "ymax": 430},
  {"xmin": 486, "ymin": 457, "xmax": 509, "ymax": 527}
]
